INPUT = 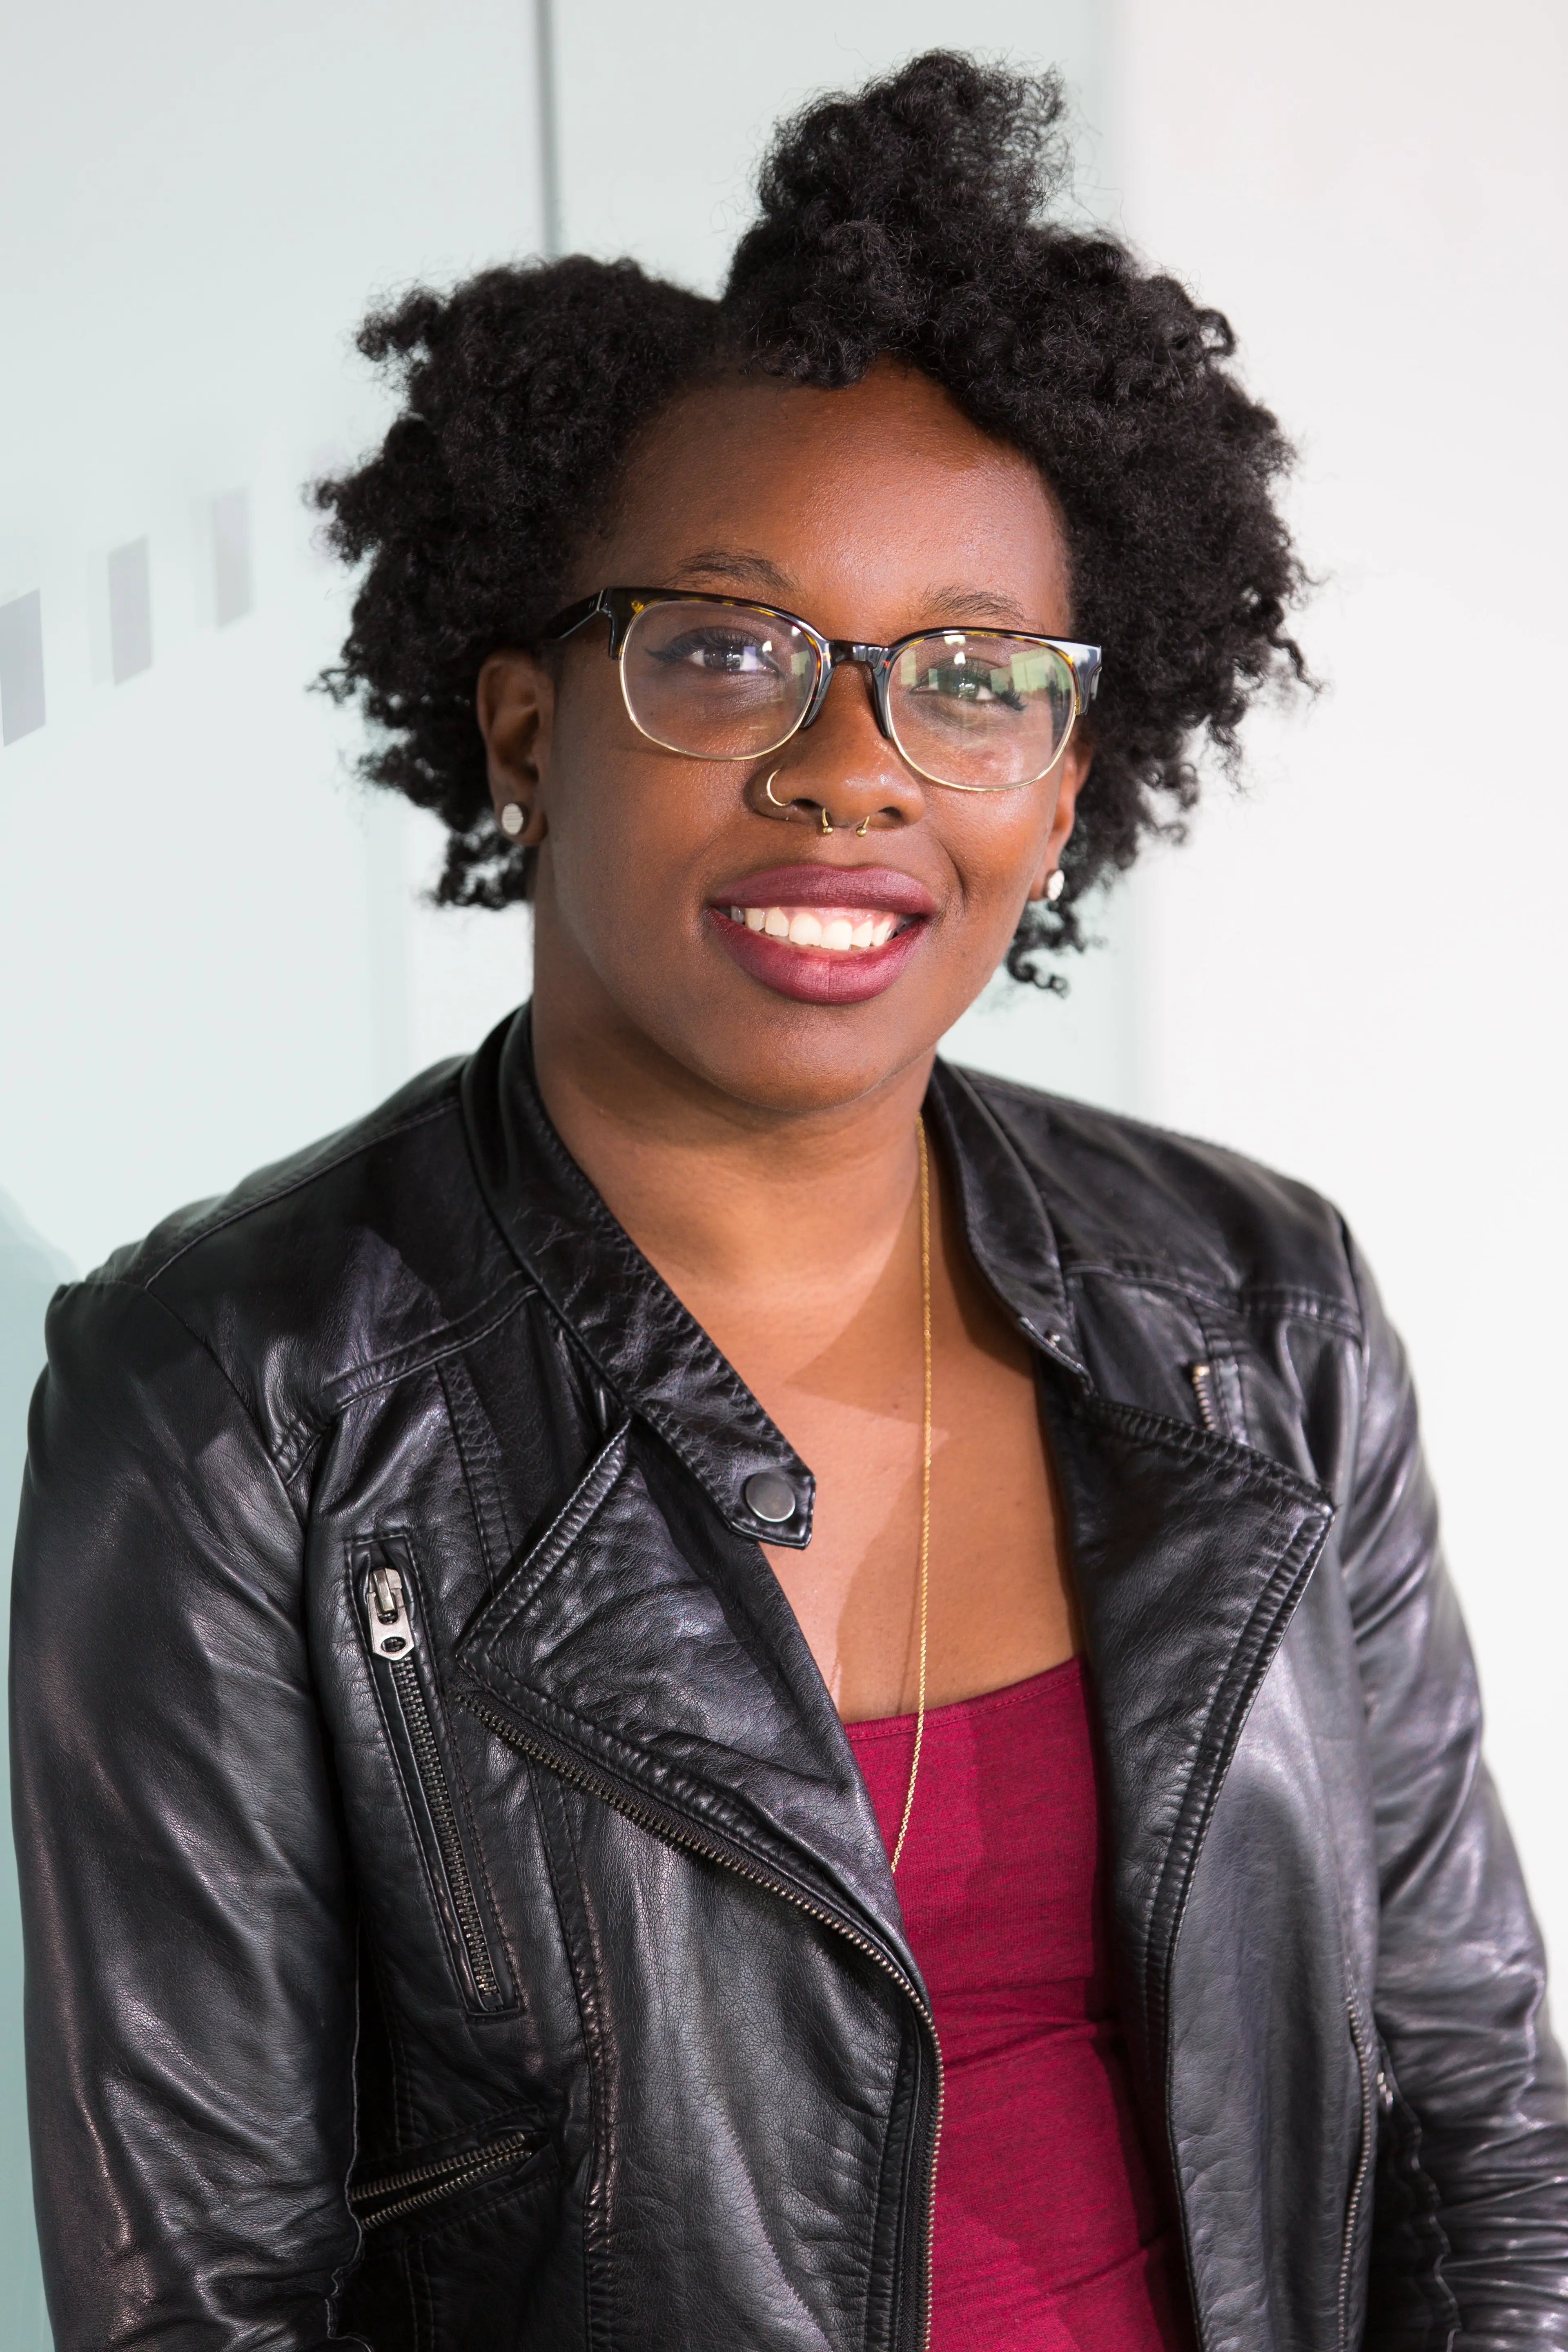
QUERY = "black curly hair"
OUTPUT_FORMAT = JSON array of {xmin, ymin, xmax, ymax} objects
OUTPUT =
[{"xmin": 315, "ymin": 51, "xmax": 1306, "ymax": 985}]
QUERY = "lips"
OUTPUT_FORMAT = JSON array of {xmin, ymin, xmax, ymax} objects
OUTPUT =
[{"xmin": 706, "ymin": 863, "xmax": 936, "ymax": 1005}]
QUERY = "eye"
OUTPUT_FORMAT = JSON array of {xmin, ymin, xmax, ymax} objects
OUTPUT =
[
  {"xmin": 653, "ymin": 628, "xmax": 784, "ymax": 678},
  {"xmin": 911, "ymin": 657, "xmax": 1025, "ymax": 712}
]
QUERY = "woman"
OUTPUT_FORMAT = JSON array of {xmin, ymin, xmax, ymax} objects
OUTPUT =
[{"xmin": 13, "ymin": 52, "xmax": 1568, "ymax": 2352}]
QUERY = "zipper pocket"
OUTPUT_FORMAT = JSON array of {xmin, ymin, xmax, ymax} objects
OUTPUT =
[
  {"xmin": 358, "ymin": 1542, "xmax": 512, "ymax": 2012},
  {"xmin": 1337, "ymin": 1993, "xmax": 1379, "ymax": 2351},
  {"xmin": 350, "ymin": 2127, "xmax": 545, "ymax": 2230}
]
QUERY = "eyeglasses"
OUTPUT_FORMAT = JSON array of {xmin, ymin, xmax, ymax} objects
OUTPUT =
[{"xmin": 541, "ymin": 587, "xmax": 1101, "ymax": 794}]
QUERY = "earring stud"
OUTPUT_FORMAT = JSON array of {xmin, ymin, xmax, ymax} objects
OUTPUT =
[
  {"xmin": 499, "ymin": 802, "xmax": 526, "ymax": 839},
  {"xmin": 1045, "ymin": 869, "xmax": 1065, "ymax": 903}
]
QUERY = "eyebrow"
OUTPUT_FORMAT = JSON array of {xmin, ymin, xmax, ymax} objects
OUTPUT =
[
  {"xmin": 668, "ymin": 553, "xmax": 1038, "ymax": 633},
  {"xmin": 672, "ymin": 549, "xmax": 794, "ymax": 595},
  {"xmin": 920, "ymin": 584, "xmax": 1033, "ymax": 628}
]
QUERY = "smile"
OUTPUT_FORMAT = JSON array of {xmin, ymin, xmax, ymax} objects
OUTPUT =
[
  {"xmin": 707, "ymin": 863, "xmax": 936, "ymax": 1006},
  {"xmin": 722, "ymin": 905, "xmax": 904, "ymax": 953}
]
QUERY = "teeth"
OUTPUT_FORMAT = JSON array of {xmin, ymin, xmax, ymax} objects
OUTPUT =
[{"xmin": 724, "ymin": 904, "xmax": 908, "ymax": 953}]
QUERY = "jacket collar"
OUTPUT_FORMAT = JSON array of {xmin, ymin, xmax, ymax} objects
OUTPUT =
[{"xmin": 461, "ymin": 1007, "xmax": 817, "ymax": 1550}]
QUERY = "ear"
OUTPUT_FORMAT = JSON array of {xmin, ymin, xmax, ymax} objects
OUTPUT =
[
  {"xmin": 477, "ymin": 650, "xmax": 553, "ymax": 848},
  {"xmin": 1025, "ymin": 734, "xmax": 1090, "ymax": 903}
]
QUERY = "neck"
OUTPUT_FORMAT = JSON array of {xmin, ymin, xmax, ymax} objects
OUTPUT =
[{"xmin": 529, "ymin": 967, "xmax": 931, "ymax": 1341}]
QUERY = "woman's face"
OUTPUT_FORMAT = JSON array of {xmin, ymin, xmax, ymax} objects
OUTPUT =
[{"xmin": 479, "ymin": 361, "xmax": 1090, "ymax": 1117}]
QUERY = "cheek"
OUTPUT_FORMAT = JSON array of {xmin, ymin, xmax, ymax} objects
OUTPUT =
[
  {"xmin": 942, "ymin": 785, "xmax": 1059, "ymax": 911},
  {"xmin": 542, "ymin": 713, "xmax": 725, "ymax": 956}
]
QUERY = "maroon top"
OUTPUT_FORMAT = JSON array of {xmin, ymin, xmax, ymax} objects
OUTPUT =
[{"xmin": 845, "ymin": 1657, "xmax": 1192, "ymax": 2351}]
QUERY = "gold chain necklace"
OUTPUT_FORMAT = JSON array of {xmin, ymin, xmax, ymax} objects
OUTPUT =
[{"xmin": 889, "ymin": 1115, "xmax": 932, "ymax": 1875}]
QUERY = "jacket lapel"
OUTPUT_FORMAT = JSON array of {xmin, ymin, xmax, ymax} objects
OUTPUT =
[
  {"xmin": 452, "ymin": 1413, "xmax": 918, "ymax": 1971},
  {"xmin": 1039, "ymin": 1381, "xmax": 1333, "ymax": 2083},
  {"xmin": 929, "ymin": 1060, "xmax": 1336, "ymax": 2093}
]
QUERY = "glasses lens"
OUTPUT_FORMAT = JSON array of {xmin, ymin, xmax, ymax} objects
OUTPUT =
[
  {"xmin": 620, "ymin": 600, "xmax": 818, "ymax": 761},
  {"xmin": 889, "ymin": 633, "xmax": 1077, "ymax": 790}
]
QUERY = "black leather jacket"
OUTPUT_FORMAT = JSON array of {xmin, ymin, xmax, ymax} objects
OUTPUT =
[{"xmin": 13, "ymin": 1010, "xmax": 1568, "ymax": 2352}]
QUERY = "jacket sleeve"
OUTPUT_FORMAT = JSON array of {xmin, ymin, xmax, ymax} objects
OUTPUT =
[
  {"xmin": 9, "ymin": 1275, "xmax": 369, "ymax": 2351},
  {"xmin": 1343, "ymin": 1235, "xmax": 1568, "ymax": 2345}
]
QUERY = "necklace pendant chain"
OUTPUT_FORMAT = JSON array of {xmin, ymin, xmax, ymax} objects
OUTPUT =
[{"xmin": 890, "ymin": 1116, "xmax": 932, "ymax": 1875}]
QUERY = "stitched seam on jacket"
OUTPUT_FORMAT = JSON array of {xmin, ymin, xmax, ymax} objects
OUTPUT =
[
  {"xmin": 470, "ymin": 1422, "xmax": 632, "ymax": 1642},
  {"xmin": 1066, "ymin": 1261, "xmax": 1364, "ymax": 1341},
  {"xmin": 266, "ymin": 1281, "xmax": 541, "ymax": 1488},
  {"xmin": 436, "ymin": 1356, "xmax": 510, "ymax": 1588},
  {"xmin": 1087, "ymin": 1391, "xmax": 1333, "ymax": 1507},
  {"xmin": 319, "ymin": 1275, "xmax": 539, "ymax": 1415}
]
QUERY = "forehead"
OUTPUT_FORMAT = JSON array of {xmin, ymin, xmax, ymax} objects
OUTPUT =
[{"xmin": 595, "ymin": 362, "xmax": 1068, "ymax": 606}]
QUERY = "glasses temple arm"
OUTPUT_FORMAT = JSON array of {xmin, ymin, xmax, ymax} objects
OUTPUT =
[{"xmin": 537, "ymin": 590, "xmax": 609, "ymax": 645}]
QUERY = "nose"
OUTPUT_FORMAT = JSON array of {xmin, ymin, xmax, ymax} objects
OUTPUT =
[{"xmin": 749, "ymin": 657, "xmax": 925, "ymax": 836}]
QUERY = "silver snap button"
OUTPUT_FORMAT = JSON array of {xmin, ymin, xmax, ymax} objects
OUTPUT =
[{"xmin": 743, "ymin": 1470, "xmax": 797, "ymax": 1525}]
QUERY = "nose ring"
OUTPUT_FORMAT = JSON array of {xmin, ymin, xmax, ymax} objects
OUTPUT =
[
  {"xmin": 764, "ymin": 768, "xmax": 826, "ymax": 824},
  {"xmin": 764, "ymin": 768, "xmax": 863, "ymax": 836}
]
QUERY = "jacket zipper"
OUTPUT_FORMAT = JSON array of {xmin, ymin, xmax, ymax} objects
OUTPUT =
[
  {"xmin": 1337, "ymin": 1994, "xmax": 1378, "ymax": 2350},
  {"xmin": 1188, "ymin": 1362, "xmax": 1219, "ymax": 1432},
  {"xmin": 362, "ymin": 1558, "xmax": 502, "ymax": 2005},
  {"xmin": 459, "ymin": 1690, "xmax": 944, "ymax": 2352},
  {"xmin": 350, "ymin": 2127, "xmax": 541, "ymax": 2229}
]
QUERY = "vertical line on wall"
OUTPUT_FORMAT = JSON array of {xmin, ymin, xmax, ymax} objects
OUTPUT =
[
  {"xmin": 534, "ymin": 0, "xmax": 562, "ymax": 259},
  {"xmin": 0, "ymin": 592, "xmax": 46, "ymax": 745}
]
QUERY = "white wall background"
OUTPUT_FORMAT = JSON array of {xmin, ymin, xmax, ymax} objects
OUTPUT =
[
  {"xmin": 3, "ymin": 0, "xmax": 1565, "ymax": 2335},
  {"xmin": 0, "ymin": 5, "xmax": 545, "ymax": 2337},
  {"xmin": 1107, "ymin": 0, "xmax": 1568, "ymax": 1972}
]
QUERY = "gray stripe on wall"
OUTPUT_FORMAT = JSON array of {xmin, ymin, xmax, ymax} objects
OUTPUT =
[
  {"xmin": 535, "ymin": 0, "xmax": 561, "ymax": 259},
  {"xmin": 212, "ymin": 489, "xmax": 253, "ymax": 627},
  {"xmin": 107, "ymin": 539, "xmax": 153, "ymax": 683},
  {"xmin": 0, "ymin": 593, "xmax": 46, "ymax": 745}
]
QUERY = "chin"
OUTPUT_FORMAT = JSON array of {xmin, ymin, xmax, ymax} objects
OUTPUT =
[{"xmin": 654, "ymin": 987, "xmax": 954, "ymax": 1120}]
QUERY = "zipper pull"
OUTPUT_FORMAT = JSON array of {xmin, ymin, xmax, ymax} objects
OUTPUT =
[{"xmin": 365, "ymin": 1559, "xmax": 416, "ymax": 1659}]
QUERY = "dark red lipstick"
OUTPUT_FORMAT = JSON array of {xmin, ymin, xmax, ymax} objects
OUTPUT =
[{"xmin": 706, "ymin": 863, "xmax": 937, "ymax": 1005}]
